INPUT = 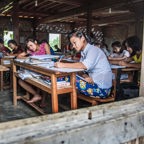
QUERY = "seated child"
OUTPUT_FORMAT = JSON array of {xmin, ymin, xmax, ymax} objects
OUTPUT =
[
  {"xmin": 108, "ymin": 41, "xmax": 130, "ymax": 61},
  {"xmin": 55, "ymin": 30, "xmax": 113, "ymax": 98}
]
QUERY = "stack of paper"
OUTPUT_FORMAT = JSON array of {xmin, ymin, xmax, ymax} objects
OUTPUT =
[{"xmin": 30, "ymin": 54, "xmax": 60, "ymax": 60}]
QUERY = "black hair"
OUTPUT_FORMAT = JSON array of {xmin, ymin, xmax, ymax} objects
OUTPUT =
[
  {"xmin": 7, "ymin": 39, "xmax": 18, "ymax": 46},
  {"xmin": 67, "ymin": 30, "xmax": 91, "ymax": 43},
  {"xmin": 41, "ymin": 39, "xmax": 48, "ymax": 44},
  {"xmin": 124, "ymin": 35, "xmax": 141, "ymax": 56},
  {"xmin": 111, "ymin": 41, "xmax": 123, "ymax": 53},
  {"xmin": 111, "ymin": 41, "xmax": 121, "ymax": 48},
  {"xmin": 25, "ymin": 36, "xmax": 40, "ymax": 44}
]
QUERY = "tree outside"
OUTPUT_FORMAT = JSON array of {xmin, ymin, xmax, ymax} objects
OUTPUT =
[{"xmin": 49, "ymin": 33, "xmax": 61, "ymax": 51}]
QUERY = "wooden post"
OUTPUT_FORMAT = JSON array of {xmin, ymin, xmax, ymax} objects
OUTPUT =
[
  {"xmin": 86, "ymin": 7, "xmax": 92, "ymax": 36},
  {"xmin": 32, "ymin": 18, "xmax": 38, "ymax": 38},
  {"xmin": 12, "ymin": 0, "xmax": 19, "ymax": 43},
  {"xmin": 139, "ymin": 16, "xmax": 144, "ymax": 96}
]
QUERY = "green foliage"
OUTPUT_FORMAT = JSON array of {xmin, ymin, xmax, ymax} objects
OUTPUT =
[{"xmin": 49, "ymin": 37, "xmax": 59, "ymax": 51}]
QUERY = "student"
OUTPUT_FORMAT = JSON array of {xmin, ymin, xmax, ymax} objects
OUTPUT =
[
  {"xmin": 8, "ymin": 40, "xmax": 24, "ymax": 56},
  {"xmin": 116, "ymin": 36, "xmax": 142, "ymax": 83},
  {"xmin": 119, "ymin": 36, "xmax": 142, "ymax": 68},
  {"xmin": 40, "ymin": 39, "xmax": 55, "ymax": 55},
  {"xmin": 17, "ymin": 37, "xmax": 50, "ymax": 58},
  {"xmin": 18, "ymin": 37, "xmax": 51, "ymax": 103},
  {"xmin": 55, "ymin": 30, "xmax": 112, "ymax": 98},
  {"xmin": 0, "ymin": 38, "xmax": 11, "ymax": 55},
  {"xmin": 108, "ymin": 41, "xmax": 130, "ymax": 61}
]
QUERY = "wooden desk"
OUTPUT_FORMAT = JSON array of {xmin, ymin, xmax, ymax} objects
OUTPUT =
[
  {"xmin": 13, "ymin": 60, "xmax": 81, "ymax": 114},
  {"xmin": 111, "ymin": 66, "xmax": 140, "ymax": 82},
  {"xmin": 0, "ymin": 56, "xmax": 14, "ymax": 90},
  {"xmin": 111, "ymin": 66, "xmax": 140, "ymax": 100},
  {"xmin": 0, "ymin": 65, "xmax": 9, "ymax": 91}
]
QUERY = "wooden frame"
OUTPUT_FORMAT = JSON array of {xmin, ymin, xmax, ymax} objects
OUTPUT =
[
  {"xmin": 0, "ymin": 57, "xmax": 14, "ymax": 91},
  {"xmin": 13, "ymin": 60, "xmax": 79, "ymax": 114}
]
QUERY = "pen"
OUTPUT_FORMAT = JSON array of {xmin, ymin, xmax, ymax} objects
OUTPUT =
[{"xmin": 59, "ymin": 55, "xmax": 64, "ymax": 62}]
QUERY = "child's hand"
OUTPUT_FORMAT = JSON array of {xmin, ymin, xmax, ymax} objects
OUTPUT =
[
  {"xmin": 108, "ymin": 56, "xmax": 112, "ymax": 60},
  {"xmin": 54, "ymin": 62, "xmax": 63, "ymax": 68},
  {"xmin": 119, "ymin": 61, "xmax": 127, "ymax": 66},
  {"xmin": 85, "ymin": 77, "xmax": 94, "ymax": 84}
]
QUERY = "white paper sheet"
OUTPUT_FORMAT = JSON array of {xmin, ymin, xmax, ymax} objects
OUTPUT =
[
  {"xmin": 37, "ymin": 63, "xmax": 84, "ymax": 72},
  {"xmin": 30, "ymin": 54, "xmax": 60, "ymax": 60}
]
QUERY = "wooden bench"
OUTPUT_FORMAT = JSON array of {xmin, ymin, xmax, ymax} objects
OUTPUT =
[{"xmin": 78, "ymin": 69, "xmax": 117, "ymax": 106}]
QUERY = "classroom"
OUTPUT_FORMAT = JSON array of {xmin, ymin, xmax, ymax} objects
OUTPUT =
[{"xmin": 0, "ymin": 0, "xmax": 144, "ymax": 143}]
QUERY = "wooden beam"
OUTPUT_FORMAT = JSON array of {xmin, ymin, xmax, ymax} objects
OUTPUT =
[
  {"xmin": 18, "ymin": 10, "xmax": 49, "ymax": 17},
  {"xmin": 45, "ymin": 0, "xmax": 81, "ymax": 6},
  {"xmin": 86, "ymin": 8, "xmax": 92, "ymax": 35},
  {"xmin": 19, "ymin": 0, "xmax": 81, "ymax": 6},
  {"xmin": 92, "ymin": 13, "xmax": 136, "ymax": 25},
  {"xmin": 40, "ymin": 0, "xmax": 130, "ymax": 24},
  {"xmin": 21, "ymin": 1, "xmax": 34, "ymax": 9},
  {"xmin": 32, "ymin": 0, "xmax": 53, "ymax": 11},
  {"xmin": 19, "ymin": 0, "xmax": 30, "ymax": 5},
  {"xmin": 12, "ymin": 0, "xmax": 19, "ymax": 42},
  {"xmin": 0, "ymin": 1, "xmax": 13, "ymax": 14}
]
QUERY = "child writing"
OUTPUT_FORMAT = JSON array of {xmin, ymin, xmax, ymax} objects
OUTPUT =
[
  {"xmin": 18, "ymin": 37, "xmax": 51, "ymax": 103},
  {"xmin": 54, "ymin": 30, "xmax": 112, "ymax": 98},
  {"xmin": 8, "ymin": 39, "xmax": 24, "ymax": 56},
  {"xmin": 119, "ymin": 36, "xmax": 142, "ymax": 68},
  {"xmin": 108, "ymin": 41, "xmax": 130, "ymax": 61}
]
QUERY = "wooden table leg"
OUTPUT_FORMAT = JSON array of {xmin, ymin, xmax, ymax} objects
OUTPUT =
[
  {"xmin": 70, "ymin": 73, "xmax": 77, "ymax": 109},
  {"xmin": 51, "ymin": 74, "xmax": 58, "ymax": 113},
  {"xmin": 13, "ymin": 62, "xmax": 17, "ymax": 106},
  {"xmin": 0, "ymin": 71, "xmax": 3, "ymax": 91}
]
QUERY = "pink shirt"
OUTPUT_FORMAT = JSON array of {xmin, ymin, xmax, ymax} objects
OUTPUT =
[{"xmin": 29, "ymin": 43, "xmax": 46, "ymax": 55}]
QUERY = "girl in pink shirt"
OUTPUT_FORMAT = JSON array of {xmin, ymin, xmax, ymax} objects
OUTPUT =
[
  {"xmin": 18, "ymin": 37, "xmax": 51, "ymax": 104},
  {"xmin": 17, "ymin": 37, "xmax": 50, "ymax": 58}
]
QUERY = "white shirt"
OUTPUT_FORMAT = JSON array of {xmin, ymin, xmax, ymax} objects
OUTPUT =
[{"xmin": 80, "ymin": 44, "xmax": 112, "ymax": 89}]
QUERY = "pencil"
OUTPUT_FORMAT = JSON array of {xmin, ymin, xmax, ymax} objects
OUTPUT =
[{"xmin": 59, "ymin": 55, "xmax": 64, "ymax": 62}]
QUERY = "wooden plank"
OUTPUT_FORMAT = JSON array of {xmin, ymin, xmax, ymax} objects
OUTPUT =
[
  {"xmin": 0, "ymin": 97, "xmax": 144, "ymax": 143},
  {"xmin": 21, "ymin": 97, "xmax": 46, "ymax": 115}
]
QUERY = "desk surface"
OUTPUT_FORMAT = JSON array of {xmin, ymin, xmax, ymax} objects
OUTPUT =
[{"xmin": 14, "ymin": 59, "xmax": 84, "ymax": 74}]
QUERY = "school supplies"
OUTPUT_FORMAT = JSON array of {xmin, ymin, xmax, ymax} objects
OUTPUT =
[{"xmin": 59, "ymin": 55, "xmax": 65, "ymax": 62}]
